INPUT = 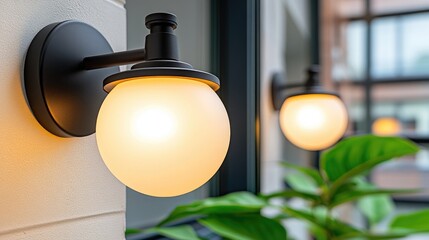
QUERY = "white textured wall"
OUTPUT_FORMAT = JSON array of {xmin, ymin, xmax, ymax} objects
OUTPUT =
[{"xmin": 0, "ymin": 0, "xmax": 126, "ymax": 239}]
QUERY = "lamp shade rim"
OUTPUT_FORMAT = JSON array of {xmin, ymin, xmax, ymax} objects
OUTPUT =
[
  {"xmin": 103, "ymin": 68, "xmax": 220, "ymax": 92},
  {"xmin": 286, "ymin": 90, "xmax": 341, "ymax": 99}
]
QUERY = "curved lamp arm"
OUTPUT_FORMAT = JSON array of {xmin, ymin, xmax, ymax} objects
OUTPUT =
[
  {"xmin": 83, "ymin": 12, "xmax": 179, "ymax": 70},
  {"xmin": 271, "ymin": 66, "xmax": 338, "ymax": 110}
]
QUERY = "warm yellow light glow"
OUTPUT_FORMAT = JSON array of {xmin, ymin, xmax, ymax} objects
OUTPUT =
[
  {"xmin": 96, "ymin": 77, "xmax": 230, "ymax": 197},
  {"xmin": 372, "ymin": 117, "xmax": 401, "ymax": 136},
  {"xmin": 279, "ymin": 94, "xmax": 348, "ymax": 151},
  {"xmin": 131, "ymin": 107, "xmax": 177, "ymax": 142}
]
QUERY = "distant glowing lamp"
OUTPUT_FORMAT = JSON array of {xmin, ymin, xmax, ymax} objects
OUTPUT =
[
  {"xmin": 272, "ymin": 66, "xmax": 348, "ymax": 151},
  {"xmin": 372, "ymin": 117, "xmax": 401, "ymax": 136}
]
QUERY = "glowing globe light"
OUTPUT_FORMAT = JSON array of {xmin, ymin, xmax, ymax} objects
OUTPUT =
[
  {"xmin": 279, "ymin": 94, "xmax": 348, "ymax": 151},
  {"xmin": 372, "ymin": 117, "xmax": 401, "ymax": 136},
  {"xmin": 96, "ymin": 77, "xmax": 230, "ymax": 197}
]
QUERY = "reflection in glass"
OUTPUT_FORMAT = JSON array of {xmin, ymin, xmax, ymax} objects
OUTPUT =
[
  {"xmin": 372, "ymin": 83, "xmax": 429, "ymax": 136},
  {"xmin": 372, "ymin": 101, "xmax": 429, "ymax": 136}
]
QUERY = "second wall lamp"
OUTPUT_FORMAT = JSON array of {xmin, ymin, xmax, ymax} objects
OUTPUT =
[
  {"xmin": 24, "ymin": 13, "xmax": 231, "ymax": 197},
  {"xmin": 272, "ymin": 66, "xmax": 348, "ymax": 151}
]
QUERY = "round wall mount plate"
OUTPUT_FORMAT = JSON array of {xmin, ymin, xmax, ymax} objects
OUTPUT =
[{"xmin": 24, "ymin": 21, "xmax": 119, "ymax": 137}]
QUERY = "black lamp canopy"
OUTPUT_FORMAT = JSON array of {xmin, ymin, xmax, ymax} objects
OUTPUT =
[
  {"xmin": 271, "ymin": 66, "xmax": 340, "ymax": 110},
  {"xmin": 24, "ymin": 13, "xmax": 219, "ymax": 138}
]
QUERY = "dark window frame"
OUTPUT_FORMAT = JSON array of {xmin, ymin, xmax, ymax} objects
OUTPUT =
[{"xmin": 211, "ymin": 0, "xmax": 261, "ymax": 196}]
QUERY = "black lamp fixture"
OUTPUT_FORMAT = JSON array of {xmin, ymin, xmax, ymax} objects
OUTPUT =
[
  {"xmin": 271, "ymin": 66, "xmax": 348, "ymax": 151},
  {"xmin": 24, "ymin": 13, "xmax": 231, "ymax": 197}
]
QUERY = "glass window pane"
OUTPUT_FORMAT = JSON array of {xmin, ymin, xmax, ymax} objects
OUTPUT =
[
  {"xmin": 371, "ymin": 13, "xmax": 429, "ymax": 79},
  {"xmin": 345, "ymin": 21, "xmax": 366, "ymax": 80},
  {"xmin": 401, "ymin": 13, "xmax": 429, "ymax": 77},
  {"xmin": 371, "ymin": 17, "xmax": 398, "ymax": 79}
]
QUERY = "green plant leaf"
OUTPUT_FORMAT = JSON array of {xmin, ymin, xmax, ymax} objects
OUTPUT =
[
  {"xmin": 158, "ymin": 192, "xmax": 266, "ymax": 226},
  {"xmin": 322, "ymin": 180, "xmax": 357, "ymax": 204},
  {"xmin": 321, "ymin": 135, "xmax": 418, "ymax": 182},
  {"xmin": 285, "ymin": 172, "xmax": 318, "ymax": 194},
  {"xmin": 390, "ymin": 209, "xmax": 429, "ymax": 233},
  {"xmin": 349, "ymin": 179, "xmax": 394, "ymax": 225},
  {"xmin": 282, "ymin": 207, "xmax": 322, "ymax": 227},
  {"xmin": 336, "ymin": 232, "xmax": 409, "ymax": 239},
  {"xmin": 271, "ymin": 212, "xmax": 292, "ymax": 221},
  {"xmin": 261, "ymin": 189, "xmax": 321, "ymax": 203},
  {"xmin": 199, "ymin": 214, "xmax": 287, "ymax": 240},
  {"xmin": 358, "ymin": 193, "xmax": 394, "ymax": 225},
  {"xmin": 125, "ymin": 228, "xmax": 142, "ymax": 236},
  {"xmin": 308, "ymin": 224, "xmax": 328, "ymax": 240},
  {"xmin": 321, "ymin": 135, "xmax": 419, "ymax": 197},
  {"xmin": 282, "ymin": 206, "xmax": 361, "ymax": 237},
  {"xmin": 145, "ymin": 226, "xmax": 203, "ymax": 240},
  {"xmin": 280, "ymin": 162, "xmax": 325, "ymax": 186},
  {"xmin": 330, "ymin": 188, "xmax": 417, "ymax": 208}
]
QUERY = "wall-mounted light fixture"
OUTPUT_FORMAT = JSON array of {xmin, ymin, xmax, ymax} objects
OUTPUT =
[
  {"xmin": 271, "ymin": 66, "xmax": 348, "ymax": 151},
  {"xmin": 24, "ymin": 13, "xmax": 230, "ymax": 197}
]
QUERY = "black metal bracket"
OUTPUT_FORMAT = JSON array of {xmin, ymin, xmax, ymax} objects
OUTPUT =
[
  {"xmin": 82, "ymin": 13, "xmax": 180, "ymax": 70},
  {"xmin": 271, "ymin": 65, "xmax": 339, "ymax": 110}
]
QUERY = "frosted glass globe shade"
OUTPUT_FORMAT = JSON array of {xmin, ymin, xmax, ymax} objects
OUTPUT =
[
  {"xmin": 279, "ymin": 94, "xmax": 348, "ymax": 151},
  {"xmin": 372, "ymin": 117, "xmax": 401, "ymax": 135},
  {"xmin": 96, "ymin": 77, "xmax": 230, "ymax": 197}
]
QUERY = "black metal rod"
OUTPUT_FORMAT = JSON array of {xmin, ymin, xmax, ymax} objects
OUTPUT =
[
  {"xmin": 82, "ymin": 48, "xmax": 146, "ymax": 70},
  {"xmin": 82, "ymin": 13, "xmax": 180, "ymax": 70}
]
